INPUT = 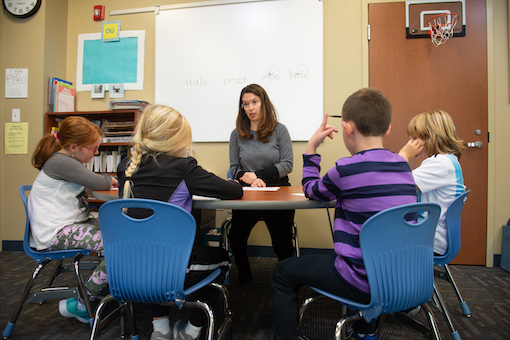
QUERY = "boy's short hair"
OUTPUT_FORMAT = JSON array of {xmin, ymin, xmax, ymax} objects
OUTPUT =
[{"xmin": 342, "ymin": 88, "xmax": 392, "ymax": 137}]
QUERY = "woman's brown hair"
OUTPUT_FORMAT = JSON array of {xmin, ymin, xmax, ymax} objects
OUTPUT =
[
  {"xmin": 236, "ymin": 84, "xmax": 278, "ymax": 143},
  {"xmin": 32, "ymin": 116, "xmax": 102, "ymax": 170}
]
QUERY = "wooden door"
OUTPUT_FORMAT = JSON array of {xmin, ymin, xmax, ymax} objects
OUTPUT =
[{"xmin": 369, "ymin": 0, "xmax": 487, "ymax": 265}]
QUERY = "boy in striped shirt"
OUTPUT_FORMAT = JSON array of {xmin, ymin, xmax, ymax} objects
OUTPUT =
[{"xmin": 270, "ymin": 88, "xmax": 417, "ymax": 340}]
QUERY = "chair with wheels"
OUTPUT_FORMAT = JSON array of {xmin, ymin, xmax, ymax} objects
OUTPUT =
[
  {"xmin": 298, "ymin": 202, "xmax": 442, "ymax": 340},
  {"xmin": 90, "ymin": 198, "xmax": 232, "ymax": 340},
  {"xmin": 3, "ymin": 185, "xmax": 96, "ymax": 339},
  {"xmin": 431, "ymin": 190, "xmax": 471, "ymax": 340}
]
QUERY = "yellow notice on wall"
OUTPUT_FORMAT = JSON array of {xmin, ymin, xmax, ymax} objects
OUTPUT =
[
  {"xmin": 102, "ymin": 21, "xmax": 120, "ymax": 42},
  {"xmin": 5, "ymin": 122, "xmax": 28, "ymax": 154}
]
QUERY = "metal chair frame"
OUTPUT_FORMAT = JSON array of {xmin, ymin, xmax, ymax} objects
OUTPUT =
[
  {"xmin": 298, "ymin": 202, "xmax": 443, "ymax": 340},
  {"xmin": 90, "ymin": 198, "xmax": 232, "ymax": 340},
  {"xmin": 431, "ymin": 190, "xmax": 471, "ymax": 340},
  {"xmin": 3, "ymin": 185, "xmax": 97, "ymax": 339}
]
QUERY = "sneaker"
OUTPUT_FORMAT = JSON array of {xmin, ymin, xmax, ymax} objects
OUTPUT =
[
  {"xmin": 348, "ymin": 333, "xmax": 377, "ymax": 340},
  {"xmin": 173, "ymin": 320, "xmax": 196, "ymax": 340},
  {"xmin": 150, "ymin": 330, "xmax": 173, "ymax": 340},
  {"xmin": 58, "ymin": 298, "xmax": 89, "ymax": 324}
]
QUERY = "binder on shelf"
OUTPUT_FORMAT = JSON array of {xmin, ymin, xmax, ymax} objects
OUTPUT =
[
  {"xmin": 108, "ymin": 99, "xmax": 150, "ymax": 110},
  {"xmin": 54, "ymin": 81, "xmax": 76, "ymax": 112},
  {"xmin": 48, "ymin": 77, "xmax": 72, "ymax": 110}
]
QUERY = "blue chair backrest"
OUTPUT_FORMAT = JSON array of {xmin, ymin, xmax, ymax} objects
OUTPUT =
[
  {"xmin": 98, "ymin": 198, "xmax": 197, "ymax": 308},
  {"xmin": 18, "ymin": 185, "xmax": 92, "ymax": 263},
  {"xmin": 360, "ymin": 202, "xmax": 441, "ymax": 321},
  {"xmin": 434, "ymin": 190, "xmax": 470, "ymax": 267}
]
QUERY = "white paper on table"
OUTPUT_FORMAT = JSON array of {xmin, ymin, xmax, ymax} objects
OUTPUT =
[
  {"xmin": 242, "ymin": 187, "xmax": 280, "ymax": 191},
  {"xmin": 292, "ymin": 193, "xmax": 305, "ymax": 196},
  {"xmin": 192, "ymin": 195, "xmax": 220, "ymax": 201}
]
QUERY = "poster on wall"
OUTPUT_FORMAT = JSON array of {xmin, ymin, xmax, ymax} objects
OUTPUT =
[
  {"xmin": 76, "ymin": 30, "xmax": 145, "ymax": 91},
  {"xmin": 5, "ymin": 68, "xmax": 28, "ymax": 98}
]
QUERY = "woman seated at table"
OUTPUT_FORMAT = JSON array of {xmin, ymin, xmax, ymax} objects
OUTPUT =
[
  {"xmin": 117, "ymin": 104, "xmax": 242, "ymax": 340},
  {"xmin": 229, "ymin": 84, "xmax": 295, "ymax": 287}
]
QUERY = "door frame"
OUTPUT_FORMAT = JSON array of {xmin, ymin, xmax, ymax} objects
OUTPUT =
[{"xmin": 360, "ymin": 0, "xmax": 497, "ymax": 266}]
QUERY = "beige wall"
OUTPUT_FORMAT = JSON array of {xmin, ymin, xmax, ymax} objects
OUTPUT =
[{"xmin": 1, "ymin": 0, "xmax": 508, "ymax": 267}]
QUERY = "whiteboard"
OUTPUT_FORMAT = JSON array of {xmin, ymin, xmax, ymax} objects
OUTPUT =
[{"xmin": 155, "ymin": 0, "xmax": 323, "ymax": 142}]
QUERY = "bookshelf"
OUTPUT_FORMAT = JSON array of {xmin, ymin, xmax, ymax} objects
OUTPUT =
[
  {"xmin": 45, "ymin": 109, "xmax": 140, "ymax": 144},
  {"xmin": 46, "ymin": 109, "xmax": 141, "ymax": 173}
]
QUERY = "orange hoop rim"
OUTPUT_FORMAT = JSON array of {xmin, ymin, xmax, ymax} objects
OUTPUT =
[{"xmin": 426, "ymin": 13, "xmax": 460, "ymax": 28}]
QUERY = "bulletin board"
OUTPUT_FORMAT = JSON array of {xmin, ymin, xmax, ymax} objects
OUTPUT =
[
  {"xmin": 76, "ymin": 30, "xmax": 145, "ymax": 91},
  {"xmin": 155, "ymin": 0, "xmax": 323, "ymax": 142}
]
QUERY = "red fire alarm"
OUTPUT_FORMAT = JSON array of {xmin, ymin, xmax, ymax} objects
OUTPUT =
[{"xmin": 93, "ymin": 5, "xmax": 105, "ymax": 21}]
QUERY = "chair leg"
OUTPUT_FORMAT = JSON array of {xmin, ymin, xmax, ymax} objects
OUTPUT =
[
  {"xmin": 45, "ymin": 259, "xmax": 64, "ymax": 288},
  {"xmin": 125, "ymin": 302, "xmax": 139, "ymax": 340},
  {"xmin": 422, "ymin": 302, "xmax": 443, "ymax": 340},
  {"xmin": 444, "ymin": 264, "xmax": 471, "ymax": 317},
  {"xmin": 185, "ymin": 300, "xmax": 215, "ymax": 340},
  {"xmin": 210, "ymin": 282, "xmax": 232, "ymax": 339},
  {"xmin": 298, "ymin": 292, "xmax": 326, "ymax": 328},
  {"xmin": 293, "ymin": 223, "xmax": 300, "ymax": 257},
  {"xmin": 2, "ymin": 260, "xmax": 50, "ymax": 339},
  {"xmin": 73, "ymin": 254, "xmax": 94, "ymax": 325},
  {"xmin": 335, "ymin": 312, "xmax": 363, "ymax": 340},
  {"xmin": 89, "ymin": 295, "xmax": 126, "ymax": 340},
  {"xmin": 434, "ymin": 283, "xmax": 462, "ymax": 340}
]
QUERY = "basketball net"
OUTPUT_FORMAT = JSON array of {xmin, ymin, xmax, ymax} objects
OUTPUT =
[{"xmin": 427, "ymin": 13, "xmax": 459, "ymax": 47}]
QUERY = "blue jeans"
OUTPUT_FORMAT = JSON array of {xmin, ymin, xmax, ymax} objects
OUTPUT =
[{"xmin": 270, "ymin": 253, "xmax": 376, "ymax": 340}]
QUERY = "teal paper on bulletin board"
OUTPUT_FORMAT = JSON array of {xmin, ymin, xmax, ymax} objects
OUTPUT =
[
  {"xmin": 83, "ymin": 38, "xmax": 137, "ymax": 84},
  {"xmin": 76, "ymin": 30, "xmax": 145, "ymax": 91}
]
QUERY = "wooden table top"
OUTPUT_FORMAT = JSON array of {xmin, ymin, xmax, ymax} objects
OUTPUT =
[{"xmin": 93, "ymin": 186, "xmax": 336, "ymax": 210}]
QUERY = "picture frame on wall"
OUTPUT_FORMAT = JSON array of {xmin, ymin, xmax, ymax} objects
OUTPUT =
[
  {"xmin": 109, "ymin": 83, "xmax": 124, "ymax": 98},
  {"xmin": 91, "ymin": 84, "xmax": 105, "ymax": 98}
]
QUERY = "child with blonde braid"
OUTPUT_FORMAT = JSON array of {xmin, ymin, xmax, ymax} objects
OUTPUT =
[
  {"xmin": 29, "ymin": 116, "xmax": 117, "ymax": 323},
  {"xmin": 117, "ymin": 104, "xmax": 242, "ymax": 340}
]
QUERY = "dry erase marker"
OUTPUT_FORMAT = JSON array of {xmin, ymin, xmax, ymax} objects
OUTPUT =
[{"xmin": 328, "ymin": 115, "xmax": 342, "ymax": 118}]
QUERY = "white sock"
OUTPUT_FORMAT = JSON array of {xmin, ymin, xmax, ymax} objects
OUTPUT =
[
  {"xmin": 185, "ymin": 321, "xmax": 202, "ymax": 339},
  {"xmin": 153, "ymin": 318, "xmax": 171, "ymax": 335}
]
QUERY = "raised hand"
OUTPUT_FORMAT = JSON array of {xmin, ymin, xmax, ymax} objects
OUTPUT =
[{"xmin": 306, "ymin": 113, "xmax": 339, "ymax": 154}]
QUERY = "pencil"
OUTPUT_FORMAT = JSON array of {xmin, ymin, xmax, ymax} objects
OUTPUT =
[
  {"xmin": 232, "ymin": 157, "xmax": 242, "ymax": 179},
  {"xmin": 328, "ymin": 115, "xmax": 342, "ymax": 118}
]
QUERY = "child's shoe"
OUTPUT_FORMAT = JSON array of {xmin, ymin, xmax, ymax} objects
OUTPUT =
[
  {"xmin": 150, "ymin": 330, "xmax": 173, "ymax": 340},
  {"xmin": 58, "ymin": 298, "xmax": 89, "ymax": 323},
  {"xmin": 173, "ymin": 320, "xmax": 197, "ymax": 340},
  {"xmin": 348, "ymin": 333, "xmax": 377, "ymax": 340}
]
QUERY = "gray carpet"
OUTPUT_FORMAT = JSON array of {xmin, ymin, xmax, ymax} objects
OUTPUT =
[{"xmin": 1, "ymin": 251, "xmax": 509, "ymax": 339}]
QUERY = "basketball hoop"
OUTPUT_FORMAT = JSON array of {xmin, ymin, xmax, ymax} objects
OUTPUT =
[{"xmin": 426, "ymin": 13, "xmax": 460, "ymax": 47}]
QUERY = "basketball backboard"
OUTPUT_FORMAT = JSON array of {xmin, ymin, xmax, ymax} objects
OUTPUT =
[{"xmin": 406, "ymin": 0, "xmax": 466, "ymax": 38}]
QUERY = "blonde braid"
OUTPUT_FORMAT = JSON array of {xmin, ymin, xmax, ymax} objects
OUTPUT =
[{"xmin": 122, "ymin": 143, "xmax": 144, "ymax": 199}]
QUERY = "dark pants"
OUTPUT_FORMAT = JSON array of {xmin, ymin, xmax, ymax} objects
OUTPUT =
[
  {"xmin": 151, "ymin": 245, "xmax": 230, "ymax": 327},
  {"xmin": 230, "ymin": 209, "xmax": 295, "ymax": 267},
  {"xmin": 270, "ymin": 254, "xmax": 376, "ymax": 340}
]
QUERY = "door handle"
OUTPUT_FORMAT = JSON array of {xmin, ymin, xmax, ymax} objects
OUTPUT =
[{"xmin": 466, "ymin": 141, "xmax": 483, "ymax": 148}]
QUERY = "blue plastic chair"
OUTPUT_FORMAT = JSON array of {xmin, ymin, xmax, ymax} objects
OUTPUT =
[
  {"xmin": 298, "ymin": 202, "xmax": 442, "ymax": 340},
  {"xmin": 90, "ymin": 198, "xmax": 232, "ymax": 340},
  {"xmin": 432, "ymin": 190, "xmax": 471, "ymax": 340},
  {"xmin": 3, "ymin": 185, "xmax": 96, "ymax": 339}
]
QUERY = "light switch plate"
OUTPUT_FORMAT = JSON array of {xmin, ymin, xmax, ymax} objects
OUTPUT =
[{"xmin": 12, "ymin": 109, "xmax": 20, "ymax": 122}]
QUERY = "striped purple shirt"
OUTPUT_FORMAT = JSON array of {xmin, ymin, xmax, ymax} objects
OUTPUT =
[{"xmin": 302, "ymin": 149, "xmax": 417, "ymax": 294}]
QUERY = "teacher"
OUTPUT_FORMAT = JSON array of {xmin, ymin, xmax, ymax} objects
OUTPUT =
[{"xmin": 229, "ymin": 84, "xmax": 295, "ymax": 287}]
